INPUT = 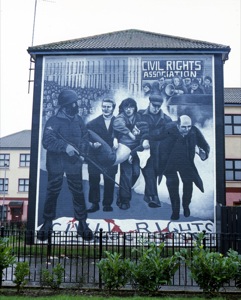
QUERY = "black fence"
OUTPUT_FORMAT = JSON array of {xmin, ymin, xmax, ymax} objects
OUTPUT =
[
  {"xmin": 1, "ymin": 227, "xmax": 241, "ymax": 289},
  {"xmin": 220, "ymin": 206, "xmax": 241, "ymax": 254}
]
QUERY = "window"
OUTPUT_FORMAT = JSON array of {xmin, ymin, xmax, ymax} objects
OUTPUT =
[
  {"xmin": 0, "ymin": 178, "xmax": 9, "ymax": 192},
  {"xmin": 20, "ymin": 154, "xmax": 30, "ymax": 167},
  {"xmin": 18, "ymin": 179, "xmax": 29, "ymax": 192},
  {"xmin": 0, "ymin": 154, "xmax": 10, "ymax": 167},
  {"xmin": 225, "ymin": 115, "xmax": 241, "ymax": 135},
  {"xmin": 0, "ymin": 205, "xmax": 7, "ymax": 221},
  {"xmin": 225, "ymin": 159, "xmax": 241, "ymax": 181}
]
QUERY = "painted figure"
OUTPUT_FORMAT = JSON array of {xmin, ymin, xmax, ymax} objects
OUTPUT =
[
  {"xmin": 188, "ymin": 78, "xmax": 204, "ymax": 94},
  {"xmin": 139, "ymin": 94, "xmax": 172, "ymax": 208},
  {"xmin": 37, "ymin": 89, "xmax": 93, "ymax": 241},
  {"xmin": 142, "ymin": 82, "xmax": 152, "ymax": 98},
  {"xmin": 172, "ymin": 75, "xmax": 188, "ymax": 95},
  {"xmin": 113, "ymin": 98, "xmax": 149, "ymax": 209},
  {"xmin": 202, "ymin": 76, "xmax": 213, "ymax": 95},
  {"xmin": 156, "ymin": 115, "xmax": 210, "ymax": 220},
  {"xmin": 86, "ymin": 99, "xmax": 118, "ymax": 213}
]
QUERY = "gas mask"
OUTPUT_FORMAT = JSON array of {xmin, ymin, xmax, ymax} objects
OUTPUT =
[{"xmin": 64, "ymin": 102, "xmax": 78, "ymax": 117}]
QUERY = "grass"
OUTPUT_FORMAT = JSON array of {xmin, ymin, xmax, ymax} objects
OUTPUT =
[
  {"xmin": 0, "ymin": 295, "xmax": 231, "ymax": 300},
  {"xmin": 6, "ymin": 232, "xmax": 184, "ymax": 259}
]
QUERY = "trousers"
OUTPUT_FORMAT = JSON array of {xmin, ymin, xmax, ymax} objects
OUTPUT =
[
  {"xmin": 43, "ymin": 171, "xmax": 87, "ymax": 221},
  {"xmin": 165, "ymin": 168, "xmax": 193, "ymax": 213}
]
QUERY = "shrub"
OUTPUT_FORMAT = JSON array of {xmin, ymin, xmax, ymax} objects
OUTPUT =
[
  {"xmin": 180, "ymin": 232, "xmax": 240, "ymax": 296},
  {"xmin": 235, "ymin": 264, "xmax": 241, "ymax": 289},
  {"xmin": 131, "ymin": 241, "xmax": 180, "ymax": 293},
  {"xmin": 41, "ymin": 263, "xmax": 64, "ymax": 289},
  {"xmin": 0, "ymin": 237, "xmax": 16, "ymax": 288},
  {"xmin": 97, "ymin": 251, "xmax": 132, "ymax": 291},
  {"xmin": 13, "ymin": 261, "xmax": 30, "ymax": 292},
  {"xmin": 229, "ymin": 249, "xmax": 241, "ymax": 289}
]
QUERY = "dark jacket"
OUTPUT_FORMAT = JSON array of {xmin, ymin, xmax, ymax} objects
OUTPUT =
[
  {"xmin": 139, "ymin": 108, "xmax": 172, "ymax": 157},
  {"xmin": 156, "ymin": 122, "xmax": 210, "ymax": 192},
  {"xmin": 113, "ymin": 112, "xmax": 142, "ymax": 149},
  {"xmin": 87, "ymin": 115, "xmax": 118, "ymax": 173},
  {"xmin": 42, "ymin": 110, "xmax": 88, "ymax": 174},
  {"xmin": 87, "ymin": 115, "xmax": 115, "ymax": 147}
]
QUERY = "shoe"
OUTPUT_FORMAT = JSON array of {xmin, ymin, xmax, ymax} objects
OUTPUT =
[
  {"xmin": 144, "ymin": 195, "xmax": 151, "ymax": 204},
  {"xmin": 171, "ymin": 212, "xmax": 180, "ymax": 220},
  {"xmin": 119, "ymin": 203, "xmax": 130, "ymax": 210},
  {"xmin": 103, "ymin": 206, "xmax": 113, "ymax": 212},
  {"xmin": 87, "ymin": 204, "xmax": 99, "ymax": 213},
  {"xmin": 77, "ymin": 220, "xmax": 93, "ymax": 241},
  {"xmin": 144, "ymin": 195, "xmax": 161, "ymax": 208},
  {"xmin": 184, "ymin": 207, "xmax": 190, "ymax": 217},
  {"xmin": 149, "ymin": 196, "xmax": 162, "ymax": 207},
  {"xmin": 37, "ymin": 220, "xmax": 53, "ymax": 241}
]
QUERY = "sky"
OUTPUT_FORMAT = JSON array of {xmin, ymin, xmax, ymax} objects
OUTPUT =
[{"xmin": 0, "ymin": 0, "xmax": 240, "ymax": 137}]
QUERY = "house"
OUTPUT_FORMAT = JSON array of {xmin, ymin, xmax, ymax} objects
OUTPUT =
[
  {"xmin": 26, "ymin": 29, "xmax": 230, "ymax": 233},
  {"xmin": 224, "ymin": 88, "xmax": 241, "ymax": 206},
  {"xmin": 0, "ymin": 130, "xmax": 31, "ymax": 225}
]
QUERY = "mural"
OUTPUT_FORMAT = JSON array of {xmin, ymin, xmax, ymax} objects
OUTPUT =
[{"xmin": 36, "ymin": 54, "xmax": 215, "ymax": 243}]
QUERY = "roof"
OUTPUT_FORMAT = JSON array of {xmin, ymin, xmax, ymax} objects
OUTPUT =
[
  {"xmin": 28, "ymin": 29, "xmax": 230, "ymax": 59},
  {"xmin": 0, "ymin": 130, "xmax": 31, "ymax": 149},
  {"xmin": 224, "ymin": 88, "xmax": 241, "ymax": 104}
]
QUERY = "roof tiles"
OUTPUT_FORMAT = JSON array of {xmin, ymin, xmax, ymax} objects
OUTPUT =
[
  {"xmin": 0, "ymin": 130, "xmax": 31, "ymax": 148},
  {"xmin": 224, "ymin": 88, "xmax": 241, "ymax": 104},
  {"xmin": 28, "ymin": 29, "xmax": 230, "ymax": 52}
]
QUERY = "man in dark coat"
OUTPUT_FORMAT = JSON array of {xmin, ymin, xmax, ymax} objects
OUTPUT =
[
  {"xmin": 139, "ymin": 94, "xmax": 172, "ymax": 208},
  {"xmin": 156, "ymin": 115, "xmax": 210, "ymax": 220},
  {"xmin": 86, "ymin": 99, "xmax": 118, "ymax": 213},
  {"xmin": 37, "ymin": 89, "xmax": 93, "ymax": 241}
]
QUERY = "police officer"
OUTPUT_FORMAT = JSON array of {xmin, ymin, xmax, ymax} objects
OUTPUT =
[{"xmin": 37, "ymin": 89, "xmax": 93, "ymax": 241}]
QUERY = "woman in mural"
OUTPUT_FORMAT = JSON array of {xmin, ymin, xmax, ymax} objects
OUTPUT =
[
  {"xmin": 188, "ymin": 78, "xmax": 204, "ymax": 94},
  {"xmin": 172, "ymin": 75, "xmax": 188, "ymax": 95}
]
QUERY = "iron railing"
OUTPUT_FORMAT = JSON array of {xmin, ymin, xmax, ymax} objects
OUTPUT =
[{"xmin": 1, "ymin": 228, "xmax": 241, "ymax": 289}]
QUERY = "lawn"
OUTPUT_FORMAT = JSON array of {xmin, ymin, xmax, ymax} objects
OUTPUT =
[{"xmin": 0, "ymin": 295, "xmax": 235, "ymax": 300}]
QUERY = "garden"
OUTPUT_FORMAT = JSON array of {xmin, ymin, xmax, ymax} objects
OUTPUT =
[{"xmin": 0, "ymin": 231, "xmax": 241, "ymax": 299}]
